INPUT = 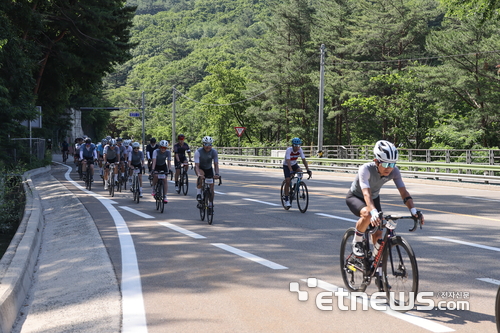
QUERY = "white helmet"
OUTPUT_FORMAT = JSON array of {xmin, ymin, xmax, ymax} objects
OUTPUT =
[
  {"xmin": 124, "ymin": 140, "xmax": 130, "ymax": 147},
  {"xmin": 109, "ymin": 139, "xmax": 117, "ymax": 146},
  {"xmin": 374, "ymin": 140, "xmax": 398, "ymax": 163},
  {"xmin": 159, "ymin": 140, "xmax": 169, "ymax": 148},
  {"xmin": 202, "ymin": 136, "xmax": 214, "ymax": 144},
  {"xmin": 132, "ymin": 142, "xmax": 140, "ymax": 148}
]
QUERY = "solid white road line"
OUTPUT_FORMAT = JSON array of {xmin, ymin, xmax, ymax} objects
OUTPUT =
[
  {"xmin": 315, "ymin": 213, "xmax": 357, "ymax": 222},
  {"xmin": 301, "ymin": 279, "xmax": 454, "ymax": 333},
  {"xmin": 119, "ymin": 206, "xmax": 154, "ymax": 219},
  {"xmin": 464, "ymin": 196, "xmax": 500, "ymax": 202},
  {"xmin": 61, "ymin": 164, "xmax": 148, "ymax": 333},
  {"xmin": 430, "ymin": 236, "xmax": 500, "ymax": 252},
  {"xmin": 211, "ymin": 243, "xmax": 288, "ymax": 270},
  {"xmin": 476, "ymin": 278, "xmax": 500, "ymax": 285},
  {"xmin": 158, "ymin": 222, "xmax": 206, "ymax": 239},
  {"xmin": 243, "ymin": 198, "xmax": 281, "ymax": 206}
]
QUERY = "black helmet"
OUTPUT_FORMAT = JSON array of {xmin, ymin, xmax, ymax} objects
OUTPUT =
[
  {"xmin": 177, "ymin": 134, "xmax": 185, "ymax": 140},
  {"xmin": 150, "ymin": 137, "xmax": 156, "ymax": 143},
  {"xmin": 85, "ymin": 138, "xmax": 91, "ymax": 144}
]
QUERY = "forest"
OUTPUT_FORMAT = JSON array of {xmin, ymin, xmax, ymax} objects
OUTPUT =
[{"xmin": 2, "ymin": 0, "xmax": 500, "ymax": 154}]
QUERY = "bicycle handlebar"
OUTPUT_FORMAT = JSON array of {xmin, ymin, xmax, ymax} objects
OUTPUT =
[
  {"xmin": 383, "ymin": 210, "xmax": 423, "ymax": 232},
  {"xmin": 290, "ymin": 171, "xmax": 312, "ymax": 180}
]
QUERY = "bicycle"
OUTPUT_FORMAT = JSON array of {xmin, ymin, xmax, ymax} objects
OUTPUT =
[
  {"xmin": 197, "ymin": 176, "xmax": 222, "ymax": 225},
  {"xmin": 130, "ymin": 167, "xmax": 141, "ymax": 203},
  {"xmin": 153, "ymin": 170, "xmax": 172, "ymax": 213},
  {"xmin": 106, "ymin": 162, "xmax": 118, "ymax": 197},
  {"xmin": 280, "ymin": 171, "xmax": 311, "ymax": 213},
  {"xmin": 83, "ymin": 159, "xmax": 94, "ymax": 191},
  {"xmin": 176, "ymin": 161, "xmax": 192, "ymax": 195},
  {"xmin": 339, "ymin": 212, "xmax": 423, "ymax": 312},
  {"xmin": 62, "ymin": 150, "xmax": 69, "ymax": 163}
]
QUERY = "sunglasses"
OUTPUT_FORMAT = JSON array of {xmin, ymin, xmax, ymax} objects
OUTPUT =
[
  {"xmin": 203, "ymin": 143, "xmax": 212, "ymax": 147},
  {"xmin": 292, "ymin": 144, "xmax": 300, "ymax": 147},
  {"xmin": 133, "ymin": 147, "xmax": 139, "ymax": 149},
  {"xmin": 379, "ymin": 161, "xmax": 396, "ymax": 168}
]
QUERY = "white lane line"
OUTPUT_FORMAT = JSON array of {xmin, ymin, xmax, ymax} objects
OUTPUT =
[
  {"xmin": 301, "ymin": 279, "xmax": 454, "ymax": 333},
  {"xmin": 211, "ymin": 243, "xmax": 288, "ymax": 270},
  {"xmin": 315, "ymin": 213, "xmax": 357, "ymax": 223},
  {"xmin": 61, "ymin": 164, "xmax": 147, "ymax": 333},
  {"xmin": 215, "ymin": 191, "xmax": 225, "ymax": 195},
  {"xmin": 243, "ymin": 198, "xmax": 280, "ymax": 206},
  {"xmin": 477, "ymin": 278, "xmax": 500, "ymax": 285},
  {"xmin": 464, "ymin": 196, "xmax": 500, "ymax": 202},
  {"xmin": 119, "ymin": 206, "xmax": 154, "ymax": 219},
  {"xmin": 158, "ymin": 222, "xmax": 206, "ymax": 239},
  {"xmin": 430, "ymin": 236, "xmax": 500, "ymax": 252}
]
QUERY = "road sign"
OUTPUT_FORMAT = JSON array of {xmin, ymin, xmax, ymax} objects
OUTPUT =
[
  {"xmin": 129, "ymin": 112, "xmax": 141, "ymax": 117},
  {"xmin": 234, "ymin": 127, "xmax": 246, "ymax": 137}
]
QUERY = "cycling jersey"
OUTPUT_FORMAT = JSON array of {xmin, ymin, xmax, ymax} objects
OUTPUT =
[
  {"xmin": 128, "ymin": 150, "xmax": 144, "ymax": 166},
  {"xmin": 146, "ymin": 144, "xmax": 158, "ymax": 160},
  {"xmin": 194, "ymin": 147, "xmax": 218, "ymax": 171},
  {"xmin": 80, "ymin": 144, "xmax": 97, "ymax": 160},
  {"xmin": 103, "ymin": 145, "xmax": 119, "ymax": 161},
  {"xmin": 350, "ymin": 162, "xmax": 405, "ymax": 199},
  {"xmin": 283, "ymin": 147, "xmax": 305, "ymax": 166},
  {"xmin": 152, "ymin": 148, "xmax": 171, "ymax": 166},
  {"xmin": 97, "ymin": 143, "xmax": 104, "ymax": 157}
]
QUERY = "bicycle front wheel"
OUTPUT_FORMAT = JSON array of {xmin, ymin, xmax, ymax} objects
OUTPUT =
[
  {"xmin": 158, "ymin": 182, "xmax": 165, "ymax": 213},
  {"xmin": 382, "ymin": 236, "xmax": 419, "ymax": 312},
  {"xmin": 109, "ymin": 180, "xmax": 114, "ymax": 197},
  {"xmin": 206, "ymin": 189, "xmax": 213, "ymax": 225},
  {"xmin": 339, "ymin": 227, "xmax": 367, "ymax": 292},
  {"xmin": 280, "ymin": 180, "xmax": 290, "ymax": 210},
  {"xmin": 296, "ymin": 182, "xmax": 308, "ymax": 213},
  {"xmin": 199, "ymin": 194, "xmax": 206, "ymax": 221},
  {"xmin": 181, "ymin": 172, "xmax": 188, "ymax": 195}
]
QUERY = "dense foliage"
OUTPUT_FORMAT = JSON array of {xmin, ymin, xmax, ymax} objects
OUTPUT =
[
  {"xmin": 0, "ymin": 0, "xmax": 135, "ymax": 166},
  {"xmin": 103, "ymin": 0, "xmax": 500, "ymax": 149}
]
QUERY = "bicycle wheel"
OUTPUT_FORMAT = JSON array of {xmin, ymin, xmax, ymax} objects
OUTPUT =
[
  {"xmin": 296, "ymin": 182, "xmax": 309, "ymax": 213},
  {"xmin": 87, "ymin": 174, "xmax": 92, "ymax": 191},
  {"xmin": 280, "ymin": 180, "xmax": 291, "ymax": 210},
  {"xmin": 110, "ymin": 180, "xmax": 114, "ymax": 197},
  {"xmin": 158, "ymin": 181, "xmax": 165, "ymax": 213},
  {"xmin": 382, "ymin": 236, "xmax": 419, "ymax": 312},
  {"xmin": 206, "ymin": 189, "xmax": 213, "ymax": 225},
  {"xmin": 133, "ymin": 177, "xmax": 138, "ymax": 203},
  {"xmin": 199, "ymin": 193, "xmax": 206, "ymax": 221},
  {"xmin": 181, "ymin": 172, "xmax": 188, "ymax": 195},
  {"xmin": 339, "ymin": 227, "xmax": 368, "ymax": 292}
]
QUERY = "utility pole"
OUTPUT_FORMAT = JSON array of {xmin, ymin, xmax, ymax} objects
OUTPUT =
[
  {"xmin": 317, "ymin": 44, "xmax": 326, "ymax": 157},
  {"xmin": 141, "ymin": 91, "xmax": 146, "ymax": 152},
  {"xmin": 172, "ymin": 86, "xmax": 176, "ymax": 146}
]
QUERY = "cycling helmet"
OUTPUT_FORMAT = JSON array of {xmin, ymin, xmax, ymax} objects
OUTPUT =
[
  {"xmin": 101, "ymin": 139, "xmax": 107, "ymax": 145},
  {"xmin": 178, "ymin": 134, "xmax": 185, "ymax": 140},
  {"xmin": 132, "ymin": 142, "xmax": 140, "ymax": 149},
  {"xmin": 109, "ymin": 139, "xmax": 117, "ymax": 146},
  {"xmin": 202, "ymin": 136, "xmax": 214, "ymax": 144},
  {"xmin": 159, "ymin": 140, "xmax": 169, "ymax": 148},
  {"xmin": 150, "ymin": 137, "xmax": 156, "ymax": 143},
  {"xmin": 291, "ymin": 137, "xmax": 302, "ymax": 145},
  {"xmin": 124, "ymin": 140, "xmax": 130, "ymax": 147},
  {"xmin": 116, "ymin": 137, "xmax": 123, "ymax": 142},
  {"xmin": 85, "ymin": 138, "xmax": 91, "ymax": 144},
  {"xmin": 374, "ymin": 140, "xmax": 398, "ymax": 163}
]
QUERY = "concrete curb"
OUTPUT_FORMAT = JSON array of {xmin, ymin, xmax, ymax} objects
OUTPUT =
[{"xmin": 0, "ymin": 166, "xmax": 51, "ymax": 333}]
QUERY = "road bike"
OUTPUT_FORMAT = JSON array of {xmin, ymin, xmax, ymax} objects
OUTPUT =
[
  {"xmin": 339, "ymin": 212, "xmax": 423, "ymax": 312},
  {"xmin": 176, "ymin": 161, "xmax": 192, "ymax": 195},
  {"xmin": 197, "ymin": 176, "xmax": 222, "ymax": 225},
  {"xmin": 130, "ymin": 167, "xmax": 141, "ymax": 203},
  {"xmin": 280, "ymin": 171, "xmax": 311, "ymax": 213},
  {"xmin": 122, "ymin": 162, "xmax": 130, "ymax": 191},
  {"xmin": 82, "ymin": 159, "xmax": 94, "ymax": 191},
  {"xmin": 62, "ymin": 150, "xmax": 69, "ymax": 163},
  {"xmin": 153, "ymin": 170, "xmax": 172, "ymax": 213},
  {"xmin": 106, "ymin": 162, "xmax": 119, "ymax": 197}
]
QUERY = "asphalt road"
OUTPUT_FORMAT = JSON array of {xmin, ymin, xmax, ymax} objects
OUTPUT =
[{"xmin": 51, "ymin": 159, "xmax": 500, "ymax": 333}]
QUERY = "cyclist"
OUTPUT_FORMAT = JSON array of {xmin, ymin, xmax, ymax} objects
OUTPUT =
[
  {"xmin": 194, "ymin": 136, "xmax": 220, "ymax": 211},
  {"xmin": 79, "ymin": 138, "xmax": 97, "ymax": 182},
  {"xmin": 116, "ymin": 138, "xmax": 126, "ymax": 182},
  {"xmin": 173, "ymin": 134, "xmax": 192, "ymax": 192},
  {"xmin": 346, "ymin": 140, "xmax": 425, "ymax": 258},
  {"xmin": 61, "ymin": 140, "xmax": 69, "ymax": 160},
  {"xmin": 282, "ymin": 137, "xmax": 312, "ymax": 207},
  {"xmin": 146, "ymin": 137, "xmax": 158, "ymax": 173},
  {"xmin": 128, "ymin": 142, "xmax": 144, "ymax": 197},
  {"xmin": 151, "ymin": 140, "xmax": 172, "ymax": 203},
  {"xmin": 73, "ymin": 137, "xmax": 83, "ymax": 164},
  {"xmin": 97, "ymin": 138, "xmax": 107, "ymax": 178},
  {"xmin": 103, "ymin": 139, "xmax": 120, "ymax": 190}
]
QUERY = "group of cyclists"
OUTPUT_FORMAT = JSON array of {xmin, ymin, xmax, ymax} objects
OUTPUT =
[{"xmin": 71, "ymin": 134, "xmax": 220, "ymax": 210}]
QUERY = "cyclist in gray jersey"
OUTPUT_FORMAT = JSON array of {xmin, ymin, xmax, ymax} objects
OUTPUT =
[
  {"xmin": 103, "ymin": 139, "xmax": 120, "ymax": 190},
  {"xmin": 194, "ymin": 136, "xmax": 220, "ymax": 208},
  {"xmin": 128, "ymin": 142, "xmax": 144, "ymax": 197},
  {"xmin": 151, "ymin": 140, "xmax": 172, "ymax": 203},
  {"xmin": 346, "ymin": 140, "xmax": 424, "ymax": 258},
  {"xmin": 116, "ymin": 138, "xmax": 126, "ymax": 181}
]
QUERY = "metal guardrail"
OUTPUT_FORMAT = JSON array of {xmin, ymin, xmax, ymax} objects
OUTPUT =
[{"xmin": 218, "ymin": 154, "xmax": 500, "ymax": 185}]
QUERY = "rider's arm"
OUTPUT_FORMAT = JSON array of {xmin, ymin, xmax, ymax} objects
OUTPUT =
[
  {"xmin": 79, "ymin": 148, "xmax": 84, "ymax": 160},
  {"xmin": 397, "ymin": 187, "xmax": 425, "ymax": 224}
]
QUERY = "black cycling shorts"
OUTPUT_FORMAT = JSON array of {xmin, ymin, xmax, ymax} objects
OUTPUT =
[{"xmin": 345, "ymin": 190, "xmax": 382, "ymax": 217}]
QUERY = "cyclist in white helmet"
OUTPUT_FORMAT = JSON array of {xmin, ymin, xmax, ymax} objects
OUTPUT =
[
  {"xmin": 282, "ymin": 137, "xmax": 312, "ymax": 207},
  {"xmin": 346, "ymin": 140, "xmax": 425, "ymax": 260},
  {"xmin": 194, "ymin": 136, "xmax": 220, "ymax": 211},
  {"xmin": 151, "ymin": 139, "xmax": 172, "ymax": 203},
  {"xmin": 128, "ymin": 142, "xmax": 144, "ymax": 197}
]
